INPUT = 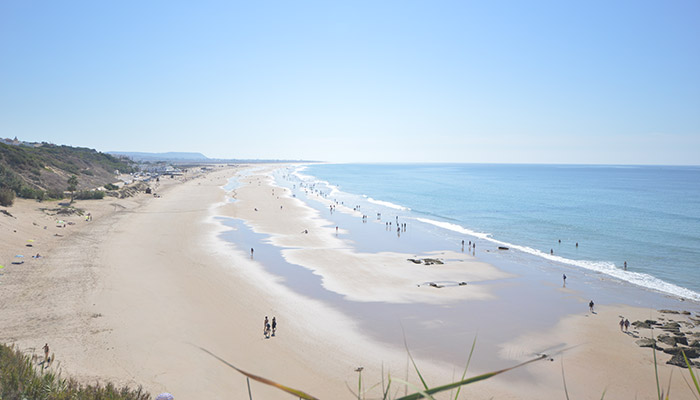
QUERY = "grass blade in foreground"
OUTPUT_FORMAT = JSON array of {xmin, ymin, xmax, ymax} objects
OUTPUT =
[
  {"xmin": 683, "ymin": 350, "xmax": 700, "ymax": 395},
  {"xmin": 198, "ymin": 346, "xmax": 320, "ymax": 400},
  {"xmin": 453, "ymin": 335, "xmax": 477, "ymax": 400},
  {"xmin": 395, "ymin": 355, "xmax": 547, "ymax": 400},
  {"xmin": 393, "ymin": 378, "xmax": 436, "ymax": 400},
  {"xmin": 403, "ymin": 332, "xmax": 430, "ymax": 391},
  {"xmin": 653, "ymin": 337, "xmax": 661, "ymax": 400}
]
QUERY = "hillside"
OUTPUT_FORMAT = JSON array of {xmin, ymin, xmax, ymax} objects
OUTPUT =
[
  {"xmin": 0, "ymin": 142, "xmax": 135, "ymax": 200},
  {"xmin": 108, "ymin": 151, "xmax": 209, "ymax": 162}
]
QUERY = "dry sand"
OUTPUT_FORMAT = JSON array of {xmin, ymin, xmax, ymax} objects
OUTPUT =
[{"xmin": 2, "ymin": 164, "xmax": 699, "ymax": 400}]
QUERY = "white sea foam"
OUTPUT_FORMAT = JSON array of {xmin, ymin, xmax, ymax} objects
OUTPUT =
[
  {"xmin": 367, "ymin": 197, "xmax": 411, "ymax": 211},
  {"xmin": 416, "ymin": 218, "xmax": 491, "ymax": 240},
  {"xmin": 292, "ymin": 166, "xmax": 341, "ymax": 196},
  {"xmin": 416, "ymin": 217, "xmax": 700, "ymax": 302}
]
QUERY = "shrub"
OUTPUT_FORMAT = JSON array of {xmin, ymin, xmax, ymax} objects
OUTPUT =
[
  {"xmin": 18, "ymin": 187, "xmax": 45, "ymax": 200},
  {"xmin": 75, "ymin": 190, "xmax": 105, "ymax": 200},
  {"xmin": 47, "ymin": 189, "xmax": 65, "ymax": 200},
  {"xmin": 104, "ymin": 183, "xmax": 119, "ymax": 190},
  {"xmin": 0, "ymin": 343, "xmax": 151, "ymax": 400},
  {"xmin": 0, "ymin": 187, "xmax": 15, "ymax": 206}
]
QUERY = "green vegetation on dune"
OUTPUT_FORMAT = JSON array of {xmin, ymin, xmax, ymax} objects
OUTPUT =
[
  {"xmin": 0, "ymin": 344, "xmax": 150, "ymax": 400},
  {"xmin": 0, "ymin": 143, "xmax": 135, "ymax": 203}
]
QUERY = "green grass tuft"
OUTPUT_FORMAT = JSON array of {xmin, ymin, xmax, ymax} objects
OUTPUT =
[{"xmin": 0, "ymin": 343, "xmax": 150, "ymax": 400}]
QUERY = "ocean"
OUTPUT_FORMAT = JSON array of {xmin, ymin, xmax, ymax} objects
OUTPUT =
[{"xmin": 292, "ymin": 163, "xmax": 700, "ymax": 302}]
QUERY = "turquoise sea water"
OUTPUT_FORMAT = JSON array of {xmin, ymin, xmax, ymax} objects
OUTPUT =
[{"xmin": 297, "ymin": 163, "xmax": 700, "ymax": 301}]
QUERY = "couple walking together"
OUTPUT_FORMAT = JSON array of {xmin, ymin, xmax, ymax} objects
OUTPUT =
[{"xmin": 264, "ymin": 316, "xmax": 277, "ymax": 338}]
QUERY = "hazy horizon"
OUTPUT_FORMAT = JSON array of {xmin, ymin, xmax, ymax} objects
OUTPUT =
[{"xmin": 1, "ymin": 1, "xmax": 698, "ymax": 165}]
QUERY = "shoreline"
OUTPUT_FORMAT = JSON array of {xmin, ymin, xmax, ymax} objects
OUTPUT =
[
  {"xmin": 1, "ymin": 164, "xmax": 699, "ymax": 399},
  {"xmin": 214, "ymin": 165, "xmax": 700, "ymax": 397},
  {"xmin": 292, "ymin": 163, "xmax": 700, "ymax": 303}
]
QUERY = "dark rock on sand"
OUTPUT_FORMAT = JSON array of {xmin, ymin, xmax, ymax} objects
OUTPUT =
[
  {"xmin": 407, "ymin": 259, "xmax": 422, "ymax": 264},
  {"xmin": 423, "ymin": 258, "xmax": 444, "ymax": 265},
  {"xmin": 667, "ymin": 353, "xmax": 700, "ymax": 368},
  {"xmin": 662, "ymin": 347, "xmax": 699, "ymax": 358},
  {"xmin": 689, "ymin": 340, "xmax": 700, "ymax": 348},
  {"xmin": 674, "ymin": 335, "xmax": 689, "ymax": 346},
  {"xmin": 660, "ymin": 322, "xmax": 681, "ymax": 333},
  {"xmin": 636, "ymin": 338, "xmax": 659, "ymax": 349},
  {"xmin": 633, "ymin": 321, "xmax": 654, "ymax": 329},
  {"xmin": 660, "ymin": 309, "xmax": 680, "ymax": 314},
  {"xmin": 658, "ymin": 335, "xmax": 677, "ymax": 347}
]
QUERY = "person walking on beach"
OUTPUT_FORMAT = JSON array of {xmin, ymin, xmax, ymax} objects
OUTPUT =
[
  {"xmin": 562, "ymin": 274, "xmax": 567, "ymax": 287},
  {"xmin": 624, "ymin": 318, "xmax": 630, "ymax": 332},
  {"xmin": 272, "ymin": 317, "xmax": 277, "ymax": 336},
  {"xmin": 263, "ymin": 316, "xmax": 268, "ymax": 337},
  {"xmin": 42, "ymin": 343, "xmax": 49, "ymax": 364},
  {"xmin": 589, "ymin": 300, "xmax": 595, "ymax": 313},
  {"xmin": 251, "ymin": 248, "xmax": 254, "ymax": 258},
  {"xmin": 619, "ymin": 317, "xmax": 625, "ymax": 331}
]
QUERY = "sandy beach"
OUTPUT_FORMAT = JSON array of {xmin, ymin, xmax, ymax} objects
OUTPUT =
[{"xmin": 2, "ymin": 164, "xmax": 700, "ymax": 400}]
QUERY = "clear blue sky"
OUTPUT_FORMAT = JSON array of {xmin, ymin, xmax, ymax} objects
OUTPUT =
[{"xmin": 1, "ymin": 1, "xmax": 698, "ymax": 164}]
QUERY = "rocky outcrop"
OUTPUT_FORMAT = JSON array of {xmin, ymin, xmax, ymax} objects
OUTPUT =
[
  {"xmin": 407, "ymin": 258, "xmax": 444, "ymax": 266},
  {"xmin": 667, "ymin": 353, "xmax": 700, "ymax": 368},
  {"xmin": 632, "ymin": 320, "xmax": 659, "ymax": 329},
  {"xmin": 661, "ymin": 347, "xmax": 699, "ymax": 358},
  {"xmin": 675, "ymin": 335, "xmax": 689, "ymax": 346},
  {"xmin": 657, "ymin": 335, "xmax": 677, "ymax": 347}
]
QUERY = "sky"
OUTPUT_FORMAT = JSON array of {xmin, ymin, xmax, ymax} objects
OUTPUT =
[{"xmin": 1, "ymin": 1, "xmax": 698, "ymax": 164}]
